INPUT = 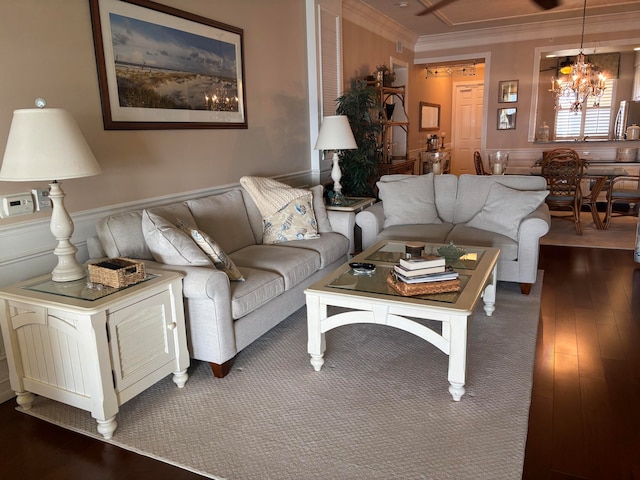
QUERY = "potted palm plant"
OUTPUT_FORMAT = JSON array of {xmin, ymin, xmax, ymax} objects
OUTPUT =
[{"xmin": 334, "ymin": 78, "xmax": 382, "ymax": 197}]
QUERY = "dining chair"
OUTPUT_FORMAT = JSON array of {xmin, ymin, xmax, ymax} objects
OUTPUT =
[
  {"xmin": 604, "ymin": 175, "xmax": 640, "ymax": 228},
  {"xmin": 541, "ymin": 148, "xmax": 585, "ymax": 235},
  {"xmin": 473, "ymin": 151, "xmax": 490, "ymax": 175}
]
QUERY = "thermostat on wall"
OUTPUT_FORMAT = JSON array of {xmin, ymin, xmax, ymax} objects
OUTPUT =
[{"xmin": 0, "ymin": 193, "xmax": 35, "ymax": 218}]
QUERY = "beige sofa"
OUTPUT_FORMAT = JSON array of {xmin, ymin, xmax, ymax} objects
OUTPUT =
[
  {"xmin": 355, "ymin": 173, "xmax": 551, "ymax": 294},
  {"xmin": 87, "ymin": 184, "xmax": 351, "ymax": 377}
]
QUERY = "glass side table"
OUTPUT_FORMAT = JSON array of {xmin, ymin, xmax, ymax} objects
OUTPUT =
[{"xmin": 325, "ymin": 197, "xmax": 376, "ymax": 254}]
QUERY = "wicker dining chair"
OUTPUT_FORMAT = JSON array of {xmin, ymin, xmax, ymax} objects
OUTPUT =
[
  {"xmin": 604, "ymin": 175, "xmax": 640, "ymax": 228},
  {"xmin": 541, "ymin": 148, "xmax": 585, "ymax": 235},
  {"xmin": 473, "ymin": 151, "xmax": 490, "ymax": 175}
]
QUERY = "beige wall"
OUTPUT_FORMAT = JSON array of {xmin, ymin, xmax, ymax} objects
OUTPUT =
[
  {"xmin": 342, "ymin": 20, "xmax": 413, "ymax": 90},
  {"xmin": 0, "ymin": 0, "xmax": 309, "ymax": 226}
]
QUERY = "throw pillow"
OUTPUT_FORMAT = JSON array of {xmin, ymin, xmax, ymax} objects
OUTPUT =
[
  {"xmin": 263, "ymin": 192, "xmax": 320, "ymax": 244},
  {"xmin": 176, "ymin": 219, "xmax": 244, "ymax": 281},
  {"xmin": 141, "ymin": 210, "xmax": 212, "ymax": 266},
  {"xmin": 466, "ymin": 183, "xmax": 549, "ymax": 241},
  {"xmin": 377, "ymin": 173, "xmax": 442, "ymax": 227}
]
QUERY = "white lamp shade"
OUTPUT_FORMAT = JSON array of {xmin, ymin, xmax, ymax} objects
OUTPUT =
[
  {"xmin": 314, "ymin": 115, "xmax": 357, "ymax": 151},
  {"xmin": 0, "ymin": 108, "xmax": 101, "ymax": 181}
]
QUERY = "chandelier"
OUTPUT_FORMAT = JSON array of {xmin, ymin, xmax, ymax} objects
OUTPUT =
[{"xmin": 549, "ymin": 0, "xmax": 606, "ymax": 113}]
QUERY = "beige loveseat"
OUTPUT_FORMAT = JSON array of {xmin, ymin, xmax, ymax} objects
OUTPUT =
[
  {"xmin": 355, "ymin": 173, "xmax": 551, "ymax": 294},
  {"xmin": 87, "ymin": 183, "xmax": 351, "ymax": 377}
]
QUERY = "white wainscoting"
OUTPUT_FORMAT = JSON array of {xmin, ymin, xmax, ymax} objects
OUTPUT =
[{"xmin": 0, "ymin": 171, "xmax": 317, "ymax": 402}]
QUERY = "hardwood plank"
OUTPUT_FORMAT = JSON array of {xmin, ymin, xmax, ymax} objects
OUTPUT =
[
  {"xmin": 551, "ymin": 352, "xmax": 589, "ymax": 478},
  {"xmin": 574, "ymin": 307, "xmax": 605, "ymax": 380}
]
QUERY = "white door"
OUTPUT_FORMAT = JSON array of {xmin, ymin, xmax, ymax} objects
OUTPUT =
[{"xmin": 452, "ymin": 82, "xmax": 484, "ymax": 175}]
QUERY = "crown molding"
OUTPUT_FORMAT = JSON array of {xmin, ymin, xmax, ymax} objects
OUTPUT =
[
  {"xmin": 414, "ymin": 11, "xmax": 640, "ymax": 55},
  {"xmin": 342, "ymin": 0, "xmax": 418, "ymax": 51}
]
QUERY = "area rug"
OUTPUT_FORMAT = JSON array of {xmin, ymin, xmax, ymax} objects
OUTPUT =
[
  {"xmin": 540, "ymin": 211, "xmax": 637, "ymax": 249},
  {"xmin": 20, "ymin": 278, "xmax": 543, "ymax": 480}
]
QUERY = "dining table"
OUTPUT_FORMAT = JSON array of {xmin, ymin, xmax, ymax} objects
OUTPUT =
[{"xmin": 506, "ymin": 165, "xmax": 630, "ymax": 230}]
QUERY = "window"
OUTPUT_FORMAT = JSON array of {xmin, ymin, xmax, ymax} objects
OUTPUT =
[
  {"xmin": 555, "ymin": 78, "xmax": 615, "ymax": 140},
  {"xmin": 319, "ymin": 8, "xmax": 340, "ymax": 117}
]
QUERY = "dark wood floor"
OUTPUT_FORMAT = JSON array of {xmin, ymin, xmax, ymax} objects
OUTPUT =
[
  {"xmin": 523, "ymin": 245, "xmax": 640, "ymax": 480},
  {"xmin": 1, "ymin": 245, "xmax": 639, "ymax": 479}
]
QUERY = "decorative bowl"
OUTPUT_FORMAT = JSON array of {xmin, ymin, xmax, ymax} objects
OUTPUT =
[{"xmin": 437, "ymin": 242, "xmax": 467, "ymax": 264}]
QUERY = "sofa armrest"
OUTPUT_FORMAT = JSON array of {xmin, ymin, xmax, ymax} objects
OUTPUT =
[
  {"xmin": 355, "ymin": 202, "xmax": 385, "ymax": 250},
  {"xmin": 135, "ymin": 261, "xmax": 231, "ymax": 300},
  {"xmin": 516, "ymin": 203, "xmax": 551, "ymax": 284},
  {"xmin": 327, "ymin": 210, "xmax": 354, "ymax": 248}
]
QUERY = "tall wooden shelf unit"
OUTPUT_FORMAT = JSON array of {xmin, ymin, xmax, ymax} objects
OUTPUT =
[{"xmin": 376, "ymin": 84, "xmax": 414, "ymax": 174}]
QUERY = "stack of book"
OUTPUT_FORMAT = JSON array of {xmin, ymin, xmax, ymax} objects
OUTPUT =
[{"xmin": 387, "ymin": 254, "xmax": 461, "ymax": 296}]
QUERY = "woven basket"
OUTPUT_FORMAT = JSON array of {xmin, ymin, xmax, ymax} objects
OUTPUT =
[
  {"xmin": 88, "ymin": 258, "xmax": 146, "ymax": 288},
  {"xmin": 387, "ymin": 272, "xmax": 460, "ymax": 296}
]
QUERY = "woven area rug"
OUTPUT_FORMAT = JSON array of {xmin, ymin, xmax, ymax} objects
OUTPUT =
[
  {"xmin": 541, "ymin": 211, "xmax": 637, "ymax": 249},
  {"xmin": 20, "ymin": 278, "xmax": 542, "ymax": 480}
]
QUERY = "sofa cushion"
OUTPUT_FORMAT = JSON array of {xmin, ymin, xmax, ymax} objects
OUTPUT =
[
  {"xmin": 186, "ymin": 190, "xmax": 256, "ymax": 254},
  {"xmin": 229, "ymin": 267, "xmax": 285, "ymax": 319},
  {"xmin": 377, "ymin": 173, "xmax": 442, "ymax": 227},
  {"xmin": 176, "ymin": 219, "xmax": 244, "ymax": 281},
  {"xmin": 279, "ymin": 232, "xmax": 348, "ymax": 268},
  {"xmin": 445, "ymin": 224, "xmax": 518, "ymax": 261},
  {"xmin": 375, "ymin": 223, "xmax": 455, "ymax": 245},
  {"xmin": 465, "ymin": 183, "xmax": 549, "ymax": 240},
  {"xmin": 229, "ymin": 245, "xmax": 320, "ymax": 290},
  {"xmin": 453, "ymin": 174, "xmax": 548, "ymax": 224},
  {"xmin": 141, "ymin": 210, "xmax": 212, "ymax": 266},
  {"xmin": 263, "ymin": 192, "xmax": 320, "ymax": 244},
  {"xmin": 96, "ymin": 210, "xmax": 154, "ymax": 260}
]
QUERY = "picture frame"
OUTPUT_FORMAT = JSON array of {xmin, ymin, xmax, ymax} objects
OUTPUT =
[
  {"xmin": 89, "ymin": 0, "xmax": 247, "ymax": 130},
  {"xmin": 497, "ymin": 108, "xmax": 517, "ymax": 130},
  {"xmin": 498, "ymin": 80, "xmax": 518, "ymax": 103},
  {"xmin": 419, "ymin": 102, "xmax": 440, "ymax": 131}
]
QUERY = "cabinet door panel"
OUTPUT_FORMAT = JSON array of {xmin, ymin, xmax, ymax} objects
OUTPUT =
[{"xmin": 108, "ymin": 291, "xmax": 176, "ymax": 392}]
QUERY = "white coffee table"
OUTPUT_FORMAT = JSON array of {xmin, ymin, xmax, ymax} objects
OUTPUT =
[{"xmin": 304, "ymin": 240, "xmax": 499, "ymax": 401}]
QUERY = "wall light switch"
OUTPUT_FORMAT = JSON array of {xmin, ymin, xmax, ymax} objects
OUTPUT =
[
  {"xmin": 0, "ymin": 193, "xmax": 34, "ymax": 218},
  {"xmin": 32, "ymin": 188, "xmax": 52, "ymax": 211}
]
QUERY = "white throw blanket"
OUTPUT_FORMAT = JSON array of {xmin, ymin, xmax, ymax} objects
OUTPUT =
[{"xmin": 240, "ymin": 176, "xmax": 310, "ymax": 217}]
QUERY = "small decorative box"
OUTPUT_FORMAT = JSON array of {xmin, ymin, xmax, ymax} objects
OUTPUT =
[{"xmin": 88, "ymin": 258, "xmax": 146, "ymax": 288}]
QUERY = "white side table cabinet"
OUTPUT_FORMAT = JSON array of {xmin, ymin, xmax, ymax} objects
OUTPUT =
[{"xmin": 0, "ymin": 270, "xmax": 189, "ymax": 439}]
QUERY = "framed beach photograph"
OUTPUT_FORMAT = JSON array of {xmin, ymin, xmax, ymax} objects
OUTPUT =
[
  {"xmin": 89, "ymin": 0, "xmax": 247, "ymax": 129},
  {"xmin": 497, "ymin": 107, "xmax": 517, "ymax": 130},
  {"xmin": 498, "ymin": 80, "xmax": 518, "ymax": 103}
]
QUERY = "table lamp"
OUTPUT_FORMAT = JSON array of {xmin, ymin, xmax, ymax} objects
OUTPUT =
[
  {"xmin": 314, "ymin": 115, "xmax": 357, "ymax": 201},
  {"xmin": 0, "ymin": 98, "xmax": 102, "ymax": 282}
]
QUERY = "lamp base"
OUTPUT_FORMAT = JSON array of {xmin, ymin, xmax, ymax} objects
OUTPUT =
[
  {"xmin": 330, "ymin": 153, "xmax": 342, "ymax": 195},
  {"xmin": 49, "ymin": 182, "xmax": 86, "ymax": 282}
]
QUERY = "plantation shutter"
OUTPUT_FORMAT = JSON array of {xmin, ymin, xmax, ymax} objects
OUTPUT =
[
  {"xmin": 555, "ymin": 78, "xmax": 615, "ymax": 139},
  {"xmin": 319, "ymin": 8, "xmax": 340, "ymax": 117}
]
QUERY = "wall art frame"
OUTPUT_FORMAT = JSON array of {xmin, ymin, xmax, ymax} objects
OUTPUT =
[
  {"xmin": 498, "ymin": 80, "xmax": 518, "ymax": 103},
  {"xmin": 497, "ymin": 107, "xmax": 517, "ymax": 130},
  {"xmin": 89, "ymin": 0, "xmax": 247, "ymax": 130},
  {"xmin": 419, "ymin": 102, "xmax": 440, "ymax": 131}
]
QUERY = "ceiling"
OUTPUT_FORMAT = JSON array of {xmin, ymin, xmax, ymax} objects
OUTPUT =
[{"xmin": 360, "ymin": 0, "xmax": 640, "ymax": 37}]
